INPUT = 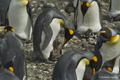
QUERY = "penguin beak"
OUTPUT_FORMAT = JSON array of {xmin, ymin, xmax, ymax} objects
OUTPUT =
[{"xmin": 81, "ymin": 2, "xmax": 90, "ymax": 17}]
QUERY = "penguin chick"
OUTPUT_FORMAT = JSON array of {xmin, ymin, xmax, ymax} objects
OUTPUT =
[
  {"xmin": 73, "ymin": 0, "xmax": 102, "ymax": 37},
  {"xmin": 0, "ymin": 26, "xmax": 25, "ymax": 80},
  {"xmin": 8, "ymin": 0, "xmax": 33, "ymax": 40},
  {"xmin": 31, "ymin": 8, "xmax": 74, "ymax": 61},
  {"xmin": 0, "ymin": 59, "xmax": 20, "ymax": 80},
  {"xmin": 0, "ymin": 0, "xmax": 11, "ymax": 26},
  {"xmin": 96, "ymin": 27, "xmax": 120, "ymax": 74},
  {"xmin": 52, "ymin": 50, "xmax": 94, "ymax": 80},
  {"xmin": 91, "ymin": 55, "xmax": 120, "ymax": 80},
  {"xmin": 109, "ymin": 0, "xmax": 120, "ymax": 22}
]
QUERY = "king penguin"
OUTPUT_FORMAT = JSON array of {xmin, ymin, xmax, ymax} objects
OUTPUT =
[
  {"xmin": 31, "ymin": 8, "xmax": 74, "ymax": 61},
  {"xmin": 52, "ymin": 50, "xmax": 94, "ymax": 80},
  {"xmin": 0, "ymin": 58, "xmax": 20, "ymax": 80},
  {"xmin": 95, "ymin": 27, "xmax": 120, "ymax": 74},
  {"xmin": 73, "ymin": 0, "xmax": 102, "ymax": 36},
  {"xmin": 0, "ymin": 26, "xmax": 25, "ymax": 80},
  {"xmin": 91, "ymin": 55, "xmax": 119, "ymax": 80},
  {"xmin": 109, "ymin": 0, "xmax": 120, "ymax": 21},
  {"xmin": 0, "ymin": 0, "xmax": 11, "ymax": 26},
  {"xmin": 8, "ymin": 0, "xmax": 33, "ymax": 40}
]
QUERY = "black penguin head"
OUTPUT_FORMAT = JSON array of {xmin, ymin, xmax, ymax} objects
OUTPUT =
[
  {"xmin": 80, "ymin": 0, "xmax": 94, "ymax": 17},
  {"xmin": 2, "ymin": 60, "xmax": 14, "ymax": 72},
  {"xmin": 99, "ymin": 27, "xmax": 119, "ymax": 43},
  {"xmin": 102, "ymin": 55, "xmax": 120, "ymax": 72},
  {"xmin": 62, "ymin": 28, "xmax": 74, "ymax": 47},
  {"xmin": 4, "ymin": 26, "xmax": 15, "ymax": 34},
  {"xmin": 90, "ymin": 52, "xmax": 102, "ymax": 75},
  {"xmin": 60, "ymin": 20, "xmax": 74, "ymax": 47}
]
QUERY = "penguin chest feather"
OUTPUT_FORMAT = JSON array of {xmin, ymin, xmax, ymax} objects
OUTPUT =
[
  {"xmin": 75, "ymin": 59, "xmax": 89, "ymax": 80},
  {"xmin": 77, "ymin": 1, "xmax": 101, "ymax": 33},
  {"xmin": 100, "ymin": 37, "xmax": 120, "ymax": 64},
  {"xmin": 40, "ymin": 18, "xmax": 61, "ymax": 59},
  {"xmin": 8, "ymin": 1, "xmax": 32, "ymax": 39}
]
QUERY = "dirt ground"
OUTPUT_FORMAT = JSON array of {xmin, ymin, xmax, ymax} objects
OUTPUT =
[{"xmin": 23, "ymin": 0, "xmax": 120, "ymax": 80}]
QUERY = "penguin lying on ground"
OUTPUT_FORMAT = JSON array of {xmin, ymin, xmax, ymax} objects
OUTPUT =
[
  {"xmin": 30, "ymin": 8, "xmax": 74, "ymax": 61},
  {"xmin": 109, "ymin": 0, "xmax": 120, "ymax": 22},
  {"xmin": 52, "ymin": 50, "xmax": 102, "ymax": 80},
  {"xmin": 95, "ymin": 27, "xmax": 120, "ymax": 74},
  {"xmin": 0, "ymin": 26, "xmax": 25, "ymax": 80},
  {"xmin": 8, "ymin": 0, "xmax": 33, "ymax": 40},
  {"xmin": 0, "ymin": 0, "xmax": 11, "ymax": 26},
  {"xmin": 65, "ymin": 0, "xmax": 102, "ymax": 38},
  {"xmin": 91, "ymin": 55, "xmax": 119, "ymax": 80},
  {"xmin": 0, "ymin": 58, "xmax": 19, "ymax": 80}
]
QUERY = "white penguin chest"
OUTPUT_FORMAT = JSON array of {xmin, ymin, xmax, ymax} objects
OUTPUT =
[
  {"xmin": 76, "ymin": 61, "xmax": 86, "ymax": 80},
  {"xmin": 8, "ymin": 5, "xmax": 28, "ymax": 27},
  {"xmin": 40, "ymin": 18, "xmax": 61, "ymax": 59},
  {"xmin": 100, "ymin": 40, "xmax": 120, "ymax": 64},
  {"xmin": 77, "ymin": 1, "xmax": 101, "ymax": 33}
]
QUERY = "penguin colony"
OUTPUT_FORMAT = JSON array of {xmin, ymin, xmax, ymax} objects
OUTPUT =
[{"xmin": 0, "ymin": 0, "xmax": 119, "ymax": 80}]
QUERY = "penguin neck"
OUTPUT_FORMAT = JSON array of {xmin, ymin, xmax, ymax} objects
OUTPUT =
[{"xmin": 75, "ymin": 59, "xmax": 89, "ymax": 80}]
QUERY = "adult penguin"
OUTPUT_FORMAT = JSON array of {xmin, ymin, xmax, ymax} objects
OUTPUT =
[
  {"xmin": 52, "ymin": 50, "xmax": 94, "ymax": 80},
  {"xmin": 52, "ymin": 49, "xmax": 103, "ymax": 80},
  {"xmin": 8, "ymin": 0, "xmax": 33, "ymax": 40},
  {"xmin": 0, "ymin": 58, "xmax": 20, "ymax": 80},
  {"xmin": 0, "ymin": 0, "xmax": 11, "ymax": 26},
  {"xmin": 109, "ymin": 0, "xmax": 120, "ymax": 22},
  {"xmin": 73, "ymin": 0, "xmax": 102, "ymax": 37},
  {"xmin": 95, "ymin": 27, "xmax": 120, "ymax": 74},
  {"xmin": 91, "ymin": 55, "xmax": 120, "ymax": 80},
  {"xmin": 0, "ymin": 26, "xmax": 25, "ymax": 80},
  {"xmin": 31, "ymin": 8, "xmax": 74, "ymax": 61}
]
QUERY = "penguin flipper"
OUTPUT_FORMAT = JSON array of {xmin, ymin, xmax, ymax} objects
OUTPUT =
[
  {"xmin": 26, "ymin": 2, "xmax": 33, "ymax": 27},
  {"xmin": 42, "ymin": 23, "xmax": 53, "ymax": 50}
]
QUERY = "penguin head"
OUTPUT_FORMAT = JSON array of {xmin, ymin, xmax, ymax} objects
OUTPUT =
[
  {"xmin": 4, "ymin": 26, "xmax": 15, "ymax": 34},
  {"xmin": 90, "ymin": 53, "xmax": 102, "ymax": 75},
  {"xmin": 99, "ymin": 27, "xmax": 119, "ymax": 43},
  {"xmin": 60, "ymin": 19, "xmax": 74, "ymax": 47},
  {"xmin": 80, "ymin": 0, "xmax": 94, "ymax": 17},
  {"xmin": 102, "ymin": 55, "xmax": 119, "ymax": 72},
  {"xmin": 2, "ymin": 57, "xmax": 15, "ymax": 72}
]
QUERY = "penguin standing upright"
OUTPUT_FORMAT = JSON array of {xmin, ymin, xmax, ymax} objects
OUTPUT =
[
  {"xmin": 52, "ymin": 50, "xmax": 94, "ymax": 80},
  {"xmin": 0, "ymin": 58, "xmax": 20, "ymax": 80},
  {"xmin": 8, "ymin": 0, "xmax": 33, "ymax": 40},
  {"xmin": 95, "ymin": 27, "xmax": 120, "ymax": 74},
  {"xmin": 0, "ymin": 0, "xmax": 11, "ymax": 26},
  {"xmin": 0, "ymin": 26, "xmax": 25, "ymax": 80},
  {"xmin": 31, "ymin": 8, "xmax": 74, "ymax": 61},
  {"xmin": 109, "ymin": 0, "xmax": 120, "ymax": 21},
  {"xmin": 91, "ymin": 55, "xmax": 119, "ymax": 80},
  {"xmin": 73, "ymin": 0, "xmax": 102, "ymax": 36}
]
